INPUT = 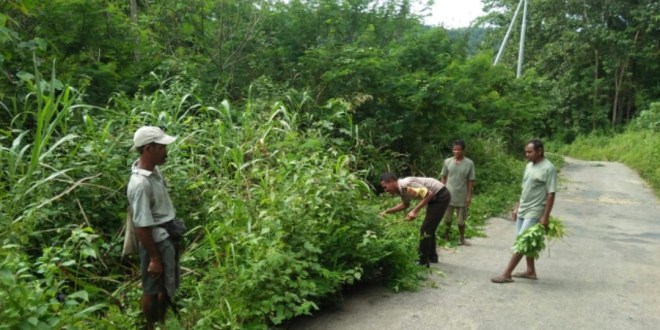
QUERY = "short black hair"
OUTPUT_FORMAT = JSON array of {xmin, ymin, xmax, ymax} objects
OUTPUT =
[
  {"xmin": 452, "ymin": 139, "xmax": 466, "ymax": 150},
  {"xmin": 380, "ymin": 172, "xmax": 398, "ymax": 182},
  {"xmin": 527, "ymin": 139, "xmax": 544, "ymax": 156},
  {"xmin": 136, "ymin": 142, "xmax": 156, "ymax": 155}
]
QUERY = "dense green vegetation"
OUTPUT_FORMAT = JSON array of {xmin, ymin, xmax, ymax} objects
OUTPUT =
[
  {"xmin": 1, "ymin": 0, "xmax": 657, "ymax": 328},
  {"xmin": 482, "ymin": 0, "xmax": 659, "ymax": 140}
]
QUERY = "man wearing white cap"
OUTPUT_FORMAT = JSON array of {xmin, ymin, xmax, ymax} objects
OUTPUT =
[{"xmin": 127, "ymin": 126, "xmax": 180, "ymax": 329}]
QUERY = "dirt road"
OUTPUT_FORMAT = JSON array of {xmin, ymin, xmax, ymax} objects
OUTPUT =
[{"xmin": 291, "ymin": 157, "xmax": 660, "ymax": 329}]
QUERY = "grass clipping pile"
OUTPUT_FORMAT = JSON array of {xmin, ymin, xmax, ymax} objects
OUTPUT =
[{"xmin": 512, "ymin": 217, "xmax": 566, "ymax": 259}]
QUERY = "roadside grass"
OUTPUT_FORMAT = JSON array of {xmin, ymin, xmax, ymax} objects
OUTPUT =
[
  {"xmin": 560, "ymin": 129, "xmax": 660, "ymax": 197},
  {"xmin": 1, "ymin": 75, "xmax": 425, "ymax": 329}
]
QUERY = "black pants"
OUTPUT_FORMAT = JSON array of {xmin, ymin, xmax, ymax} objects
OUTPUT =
[{"xmin": 419, "ymin": 187, "xmax": 451, "ymax": 264}]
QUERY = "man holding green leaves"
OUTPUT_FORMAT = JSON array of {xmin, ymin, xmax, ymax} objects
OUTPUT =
[{"xmin": 491, "ymin": 139, "xmax": 556, "ymax": 283}]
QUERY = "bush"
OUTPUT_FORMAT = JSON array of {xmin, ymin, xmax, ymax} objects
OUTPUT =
[{"xmin": 631, "ymin": 102, "xmax": 660, "ymax": 132}]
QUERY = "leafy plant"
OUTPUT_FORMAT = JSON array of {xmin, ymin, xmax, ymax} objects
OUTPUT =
[
  {"xmin": 0, "ymin": 227, "xmax": 109, "ymax": 330},
  {"xmin": 512, "ymin": 217, "xmax": 567, "ymax": 259}
]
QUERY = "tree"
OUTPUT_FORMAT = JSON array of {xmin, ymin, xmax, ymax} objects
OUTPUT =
[{"xmin": 482, "ymin": 0, "xmax": 660, "ymax": 134}]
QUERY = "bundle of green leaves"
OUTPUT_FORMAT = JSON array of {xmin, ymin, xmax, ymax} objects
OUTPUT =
[{"xmin": 512, "ymin": 217, "xmax": 566, "ymax": 259}]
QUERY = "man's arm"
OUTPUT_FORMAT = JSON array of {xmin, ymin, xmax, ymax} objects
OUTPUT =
[
  {"xmin": 380, "ymin": 202, "xmax": 408, "ymax": 217},
  {"xmin": 130, "ymin": 183, "xmax": 163, "ymax": 277},
  {"xmin": 440, "ymin": 160, "xmax": 448, "ymax": 184},
  {"xmin": 539, "ymin": 192, "xmax": 555, "ymax": 226},
  {"xmin": 406, "ymin": 191, "xmax": 436, "ymax": 221},
  {"xmin": 511, "ymin": 202, "xmax": 519, "ymax": 221},
  {"xmin": 466, "ymin": 180, "xmax": 474, "ymax": 208},
  {"xmin": 135, "ymin": 227, "xmax": 163, "ymax": 277}
]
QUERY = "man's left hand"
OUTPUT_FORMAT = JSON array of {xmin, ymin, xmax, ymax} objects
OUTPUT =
[
  {"xmin": 465, "ymin": 197, "xmax": 471, "ymax": 208},
  {"xmin": 406, "ymin": 210, "xmax": 417, "ymax": 221}
]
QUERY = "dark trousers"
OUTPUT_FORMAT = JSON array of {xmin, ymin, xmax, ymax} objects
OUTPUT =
[{"xmin": 419, "ymin": 188, "xmax": 451, "ymax": 263}]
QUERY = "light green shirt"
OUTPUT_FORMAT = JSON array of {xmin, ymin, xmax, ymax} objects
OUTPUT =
[
  {"xmin": 518, "ymin": 158, "xmax": 556, "ymax": 218},
  {"xmin": 127, "ymin": 160, "xmax": 176, "ymax": 243},
  {"xmin": 441, "ymin": 157, "xmax": 476, "ymax": 207}
]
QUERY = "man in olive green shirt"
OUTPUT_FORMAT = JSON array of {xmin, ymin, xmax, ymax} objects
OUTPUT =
[
  {"xmin": 491, "ymin": 139, "xmax": 556, "ymax": 283},
  {"xmin": 441, "ymin": 140, "xmax": 475, "ymax": 246}
]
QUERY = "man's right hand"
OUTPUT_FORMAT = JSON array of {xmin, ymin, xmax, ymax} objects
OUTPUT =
[
  {"xmin": 511, "ymin": 210, "xmax": 517, "ymax": 222},
  {"xmin": 147, "ymin": 258, "xmax": 163, "ymax": 278}
]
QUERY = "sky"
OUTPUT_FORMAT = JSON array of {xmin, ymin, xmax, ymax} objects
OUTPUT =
[{"xmin": 417, "ymin": 0, "xmax": 486, "ymax": 28}]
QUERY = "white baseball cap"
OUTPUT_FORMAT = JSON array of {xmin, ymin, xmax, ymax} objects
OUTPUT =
[{"xmin": 133, "ymin": 126, "xmax": 177, "ymax": 148}]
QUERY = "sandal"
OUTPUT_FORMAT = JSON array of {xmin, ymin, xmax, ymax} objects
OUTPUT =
[{"xmin": 491, "ymin": 276, "xmax": 514, "ymax": 283}]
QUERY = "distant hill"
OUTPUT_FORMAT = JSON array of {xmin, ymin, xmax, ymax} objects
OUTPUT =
[{"xmin": 446, "ymin": 27, "xmax": 492, "ymax": 56}]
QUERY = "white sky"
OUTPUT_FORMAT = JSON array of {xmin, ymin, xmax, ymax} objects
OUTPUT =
[{"xmin": 416, "ymin": 0, "xmax": 486, "ymax": 28}]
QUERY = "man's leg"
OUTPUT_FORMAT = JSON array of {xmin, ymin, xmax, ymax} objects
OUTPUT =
[
  {"xmin": 501, "ymin": 253, "xmax": 524, "ymax": 278},
  {"xmin": 443, "ymin": 207, "xmax": 454, "ymax": 242},
  {"xmin": 419, "ymin": 208, "xmax": 440, "ymax": 264},
  {"xmin": 522, "ymin": 256, "xmax": 537, "ymax": 278},
  {"xmin": 140, "ymin": 239, "xmax": 178, "ymax": 328},
  {"xmin": 140, "ymin": 245, "xmax": 162, "ymax": 328},
  {"xmin": 516, "ymin": 217, "xmax": 539, "ymax": 278},
  {"xmin": 458, "ymin": 224, "xmax": 468, "ymax": 245},
  {"xmin": 158, "ymin": 292, "xmax": 169, "ymax": 323},
  {"xmin": 420, "ymin": 192, "xmax": 450, "ymax": 264},
  {"xmin": 142, "ymin": 294, "xmax": 159, "ymax": 329},
  {"xmin": 492, "ymin": 216, "xmax": 537, "ymax": 283},
  {"xmin": 457, "ymin": 207, "xmax": 470, "ymax": 246}
]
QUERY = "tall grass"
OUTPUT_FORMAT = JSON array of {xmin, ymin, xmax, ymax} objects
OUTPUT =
[
  {"xmin": 2, "ymin": 72, "xmax": 425, "ymax": 328},
  {"xmin": 0, "ymin": 63, "xmax": 85, "ymax": 239}
]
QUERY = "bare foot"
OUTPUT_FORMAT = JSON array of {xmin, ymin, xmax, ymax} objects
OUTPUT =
[
  {"xmin": 459, "ymin": 240, "xmax": 471, "ymax": 246},
  {"xmin": 512, "ymin": 272, "xmax": 538, "ymax": 280}
]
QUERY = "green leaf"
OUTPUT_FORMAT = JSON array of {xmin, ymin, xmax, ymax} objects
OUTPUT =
[
  {"xmin": 17, "ymin": 71, "xmax": 34, "ymax": 81},
  {"xmin": 0, "ymin": 270, "xmax": 15, "ymax": 285},
  {"xmin": 61, "ymin": 260, "xmax": 76, "ymax": 267},
  {"xmin": 68, "ymin": 290, "xmax": 89, "ymax": 302}
]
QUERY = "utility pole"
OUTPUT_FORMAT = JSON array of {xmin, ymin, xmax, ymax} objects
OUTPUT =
[
  {"xmin": 493, "ymin": 0, "xmax": 523, "ymax": 66},
  {"xmin": 493, "ymin": 0, "xmax": 528, "ymax": 78},
  {"xmin": 517, "ymin": 0, "xmax": 528, "ymax": 78}
]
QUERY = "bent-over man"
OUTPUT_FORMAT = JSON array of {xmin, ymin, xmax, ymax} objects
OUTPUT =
[{"xmin": 379, "ymin": 173, "xmax": 451, "ymax": 267}]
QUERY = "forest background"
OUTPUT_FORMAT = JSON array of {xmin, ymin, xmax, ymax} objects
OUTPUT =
[{"xmin": 0, "ymin": 0, "xmax": 658, "ymax": 328}]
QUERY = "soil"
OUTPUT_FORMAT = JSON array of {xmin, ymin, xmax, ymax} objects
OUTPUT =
[{"xmin": 289, "ymin": 157, "xmax": 660, "ymax": 330}]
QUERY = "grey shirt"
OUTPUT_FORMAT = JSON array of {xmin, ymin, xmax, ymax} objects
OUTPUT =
[{"xmin": 127, "ymin": 160, "xmax": 175, "ymax": 243}]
